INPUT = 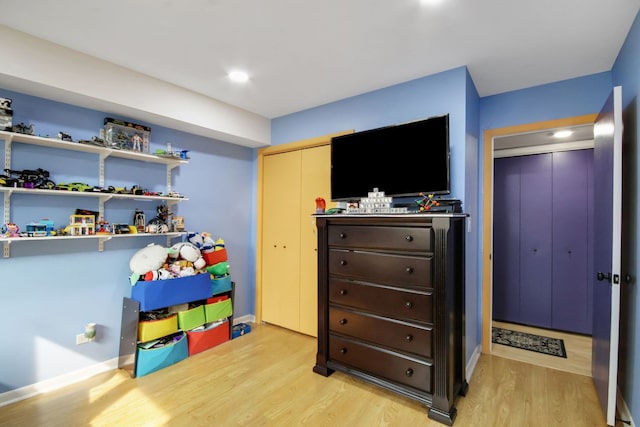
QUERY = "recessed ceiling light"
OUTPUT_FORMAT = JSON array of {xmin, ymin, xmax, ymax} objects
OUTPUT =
[
  {"xmin": 228, "ymin": 70, "xmax": 249, "ymax": 83},
  {"xmin": 553, "ymin": 130, "xmax": 573, "ymax": 138},
  {"xmin": 420, "ymin": 0, "xmax": 445, "ymax": 5}
]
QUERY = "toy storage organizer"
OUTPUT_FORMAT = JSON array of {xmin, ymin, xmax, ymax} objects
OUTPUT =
[{"xmin": 118, "ymin": 273, "xmax": 235, "ymax": 378}]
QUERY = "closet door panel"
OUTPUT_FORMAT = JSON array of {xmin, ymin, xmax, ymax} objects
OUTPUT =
[
  {"xmin": 261, "ymin": 151, "xmax": 302, "ymax": 331},
  {"xmin": 552, "ymin": 150, "xmax": 593, "ymax": 334},
  {"xmin": 299, "ymin": 145, "xmax": 332, "ymax": 337},
  {"xmin": 493, "ymin": 157, "xmax": 522, "ymax": 322},
  {"xmin": 519, "ymin": 154, "xmax": 552, "ymax": 328}
]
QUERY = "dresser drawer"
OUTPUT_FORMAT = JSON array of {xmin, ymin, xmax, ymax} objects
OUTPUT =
[
  {"xmin": 329, "ymin": 249, "xmax": 432, "ymax": 288},
  {"xmin": 329, "ymin": 335, "xmax": 432, "ymax": 393},
  {"xmin": 328, "ymin": 225, "xmax": 432, "ymax": 252},
  {"xmin": 329, "ymin": 307, "xmax": 432, "ymax": 358},
  {"xmin": 329, "ymin": 279, "xmax": 433, "ymax": 323}
]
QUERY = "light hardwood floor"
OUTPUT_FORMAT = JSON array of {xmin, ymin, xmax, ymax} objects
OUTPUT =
[
  {"xmin": 491, "ymin": 320, "xmax": 592, "ymax": 377},
  {"xmin": 0, "ymin": 323, "xmax": 611, "ymax": 427}
]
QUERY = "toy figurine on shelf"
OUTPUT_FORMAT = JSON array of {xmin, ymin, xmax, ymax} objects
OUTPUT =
[
  {"xmin": 416, "ymin": 192, "xmax": 440, "ymax": 212},
  {"xmin": 1, "ymin": 222, "xmax": 19, "ymax": 237},
  {"xmin": 96, "ymin": 217, "xmax": 112, "ymax": 235},
  {"xmin": 133, "ymin": 209, "xmax": 145, "ymax": 233},
  {"xmin": 131, "ymin": 133, "xmax": 143, "ymax": 152},
  {"xmin": 146, "ymin": 204, "xmax": 171, "ymax": 233}
]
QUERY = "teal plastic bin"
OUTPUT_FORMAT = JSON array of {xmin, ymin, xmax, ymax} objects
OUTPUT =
[
  {"xmin": 135, "ymin": 332, "xmax": 188, "ymax": 377},
  {"xmin": 211, "ymin": 275, "xmax": 232, "ymax": 295}
]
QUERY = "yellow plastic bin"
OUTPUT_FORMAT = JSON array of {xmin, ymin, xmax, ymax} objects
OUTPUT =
[{"xmin": 138, "ymin": 314, "xmax": 178, "ymax": 342}]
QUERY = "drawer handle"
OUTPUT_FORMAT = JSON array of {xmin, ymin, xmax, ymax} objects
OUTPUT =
[
  {"xmin": 405, "ymin": 235, "xmax": 413, "ymax": 242},
  {"xmin": 340, "ymin": 348, "xmax": 347, "ymax": 355},
  {"xmin": 405, "ymin": 368, "xmax": 414, "ymax": 377},
  {"xmin": 339, "ymin": 289, "xmax": 347, "ymax": 296},
  {"xmin": 340, "ymin": 318, "xmax": 347, "ymax": 325},
  {"xmin": 340, "ymin": 260, "xmax": 347, "ymax": 266},
  {"xmin": 339, "ymin": 232, "xmax": 347, "ymax": 239},
  {"xmin": 405, "ymin": 267, "xmax": 414, "ymax": 274},
  {"xmin": 405, "ymin": 334, "xmax": 413, "ymax": 342},
  {"xmin": 405, "ymin": 301, "xmax": 413, "ymax": 309}
]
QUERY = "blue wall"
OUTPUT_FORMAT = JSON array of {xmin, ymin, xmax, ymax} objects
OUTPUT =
[
  {"xmin": 273, "ymin": 66, "xmax": 470, "ymax": 202},
  {"xmin": 479, "ymin": 71, "xmax": 613, "ymax": 131},
  {"xmin": 273, "ymin": 53, "xmax": 639, "ymax": 424},
  {"xmin": 3, "ymin": 14, "xmax": 640, "ymax": 423},
  {"xmin": 0, "ymin": 90, "xmax": 256, "ymax": 392},
  {"xmin": 612, "ymin": 9, "xmax": 640, "ymax": 422},
  {"xmin": 479, "ymin": 59, "xmax": 640, "ymax": 422},
  {"xmin": 272, "ymin": 66, "xmax": 481, "ymax": 363},
  {"xmin": 464, "ymin": 69, "xmax": 481, "ymax": 351}
]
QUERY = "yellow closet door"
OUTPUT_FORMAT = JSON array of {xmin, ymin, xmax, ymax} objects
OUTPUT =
[
  {"xmin": 299, "ymin": 145, "xmax": 333, "ymax": 336},
  {"xmin": 261, "ymin": 150, "xmax": 302, "ymax": 331}
]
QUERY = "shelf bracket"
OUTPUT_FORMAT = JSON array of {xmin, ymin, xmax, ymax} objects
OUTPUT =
[
  {"xmin": 98, "ymin": 236, "xmax": 112, "ymax": 252},
  {"xmin": 3, "ymin": 190, "xmax": 10, "ymax": 226},
  {"xmin": 98, "ymin": 195, "xmax": 113, "ymax": 220},
  {"xmin": 3, "ymin": 136, "xmax": 12, "ymax": 171},
  {"xmin": 98, "ymin": 152, "xmax": 108, "ymax": 187},
  {"xmin": 167, "ymin": 233, "xmax": 183, "ymax": 247},
  {"xmin": 165, "ymin": 165, "xmax": 173, "ymax": 193},
  {"xmin": 3, "ymin": 240, "xmax": 10, "ymax": 258}
]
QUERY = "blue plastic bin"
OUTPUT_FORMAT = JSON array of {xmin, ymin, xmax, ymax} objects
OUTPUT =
[{"xmin": 131, "ymin": 273, "xmax": 211, "ymax": 311}]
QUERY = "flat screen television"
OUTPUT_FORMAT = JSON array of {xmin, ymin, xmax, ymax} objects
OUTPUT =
[{"xmin": 330, "ymin": 114, "xmax": 450, "ymax": 201}]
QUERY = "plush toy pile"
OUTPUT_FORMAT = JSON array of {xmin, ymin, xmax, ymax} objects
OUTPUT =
[{"xmin": 129, "ymin": 231, "xmax": 229, "ymax": 285}]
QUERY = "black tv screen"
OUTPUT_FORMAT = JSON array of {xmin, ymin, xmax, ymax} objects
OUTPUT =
[{"xmin": 331, "ymin": 114, "xmax": 450, "ymax": 201}]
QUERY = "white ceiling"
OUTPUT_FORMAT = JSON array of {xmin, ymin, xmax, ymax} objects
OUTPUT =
[{"xmin": 0, "ymin": 0, "xmax": 638, "ymax": 120}]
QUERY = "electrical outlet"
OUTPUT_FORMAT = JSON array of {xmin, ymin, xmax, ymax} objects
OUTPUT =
[{"xmin": 76, "ymin": 333, "xmax": 89, "ymax": 345}]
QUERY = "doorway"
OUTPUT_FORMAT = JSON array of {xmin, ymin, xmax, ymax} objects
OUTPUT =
[{"xmin": 481, "ymin": 114, "xmax": 598, "ymax": 373}]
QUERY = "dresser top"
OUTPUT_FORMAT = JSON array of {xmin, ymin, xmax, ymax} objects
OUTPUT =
[{"xmin": 313, "ymin": 213, "xmax": 468, "ymax": 218}]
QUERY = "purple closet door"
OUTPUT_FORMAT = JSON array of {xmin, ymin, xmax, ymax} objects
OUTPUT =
[
  {"xmin": 519, "ymin": 154, "xmax": 553, "ymax": 328},
  {"xmin": 493, "ymin": 157, "xmax": 521, "ymax": 322},
  {"xmin": 552, "ymin": 149, "xmax": 594, "ymax": 334}
]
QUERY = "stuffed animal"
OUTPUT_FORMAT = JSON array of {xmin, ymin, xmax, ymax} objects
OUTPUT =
[
  {"xmin": 207, "ymin": 261, "xmax": 229, "ymax": 277},
  {"xmin": 187, "ymin": 231, "xmax": 216, "ymax": 252}
]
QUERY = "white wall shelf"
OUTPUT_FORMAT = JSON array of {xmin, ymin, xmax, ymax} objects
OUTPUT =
[
  {"xmin": 0, "ymin": 130, "xmax": 189, "ymax": 258},
  {"xmin": 1, "ymin": 232, "xmax": 187, "ymax": 258},
  {"xmin": 0, "ymin": 130, "xmax": 188, "ymax": 166}
]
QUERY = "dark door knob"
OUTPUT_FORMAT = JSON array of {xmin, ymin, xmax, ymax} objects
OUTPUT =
[
  {"xmin": 597, "ymin": 272, "xmax": 612, "ymax": 282},
  {"xmin": 405, "ymin": 368, "xmax": 414, "ymax": 377}
]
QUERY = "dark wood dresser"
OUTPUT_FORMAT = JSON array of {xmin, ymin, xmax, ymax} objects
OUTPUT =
[{"xmin": 313, "ymin": 214, "xmax": 467, "ymax": 425}]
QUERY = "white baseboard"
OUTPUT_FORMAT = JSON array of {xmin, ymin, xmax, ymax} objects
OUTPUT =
[
  {"xmin": 617, "ymin": 389, "xmax": 636, "ymax": 427},
  {"xmin": 0, "ymin": 358, "xmax": 118, "ymax": 407},
  {"xmin": 1, "ymin": 315, "xmax": 259, "ymax": 408},
  {"xmin": 466, "ymin": 344, "xmax": 482, "ymax": 382},
  {"xmin": 233, "ymin": 314, "xmax": 255, "ymax": 325}
]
